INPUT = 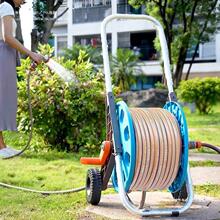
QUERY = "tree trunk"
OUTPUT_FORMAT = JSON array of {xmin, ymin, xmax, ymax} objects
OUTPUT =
[
  {"xmin": 41, "ymin": 20, "xmax": 55, "ymax": 44},
  {"xmin": 32, "ymin": 0, "xmax": 68, "ymax": 50},
  {"xmin": 185, "ymin": 1, "xmax": 216, "ymax": 81},
  {"xmin": 185, "ymin": 42, "xmax": 200, "ymax": 80},
  {"xmin": 31, "ymin": 29, "xmax": 38, "ymax": 52},
  {"xmin": 173, "ymin": 47, "xmax": 188, "ymax": 87},
  {"xmin": 174, "ymin": 60, "xmax": 184, "ymax": 87},
  {"xmin": 31, "ymin": 20, "xmax": 55, "ymax": 50}
]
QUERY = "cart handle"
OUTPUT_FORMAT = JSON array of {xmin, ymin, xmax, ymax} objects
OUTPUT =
[
  {"xmin": 80, "ymin": 141, "xmax": 111, "ymax": 166},
  {"xmin": 101, "ymin": 14, "xmax": 174, "ymax": 100}
]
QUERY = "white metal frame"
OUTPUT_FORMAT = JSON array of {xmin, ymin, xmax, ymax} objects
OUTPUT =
[{"xmin": 101, "ymin": 14, "xmax": 193, "ymax": 217}]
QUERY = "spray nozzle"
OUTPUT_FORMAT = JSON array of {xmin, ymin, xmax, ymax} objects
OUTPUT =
[
  {"xmin": 43, "ymin": 55, "xmax": 50, "ymax": 63},
  {"xmin": 29, "ymin": 55, "xmax": 50, "ymax": 71}
]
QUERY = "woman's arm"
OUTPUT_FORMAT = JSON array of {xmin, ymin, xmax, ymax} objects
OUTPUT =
[{"xmin": 2, "ymin": 15, "xmax": 45, "ymax": 64}]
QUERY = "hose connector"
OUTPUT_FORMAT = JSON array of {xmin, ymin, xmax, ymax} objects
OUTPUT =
[{"xmin": 188, "ymin": 141, "xmax": 202, "ymax": 149}]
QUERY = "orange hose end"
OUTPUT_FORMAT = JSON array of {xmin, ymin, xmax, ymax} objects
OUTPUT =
[
  {"xmin": 80, "ymin": 141, "xmax": 111, "ymax": 165},
  {"xmin": 80, "ymin": 157, "xmax": 101, "ymax": 165},
  {"xmin": 196, "ymin": 141, "xmax": 202, "ymax": 149}
]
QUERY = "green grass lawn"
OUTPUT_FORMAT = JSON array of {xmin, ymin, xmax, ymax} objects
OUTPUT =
[
  {"xmin": 0, "ymin": 151, "xmax": 88, "ymax": 219},
  {"xmin": 189, "ymin": 161, "xmax": 220, "ymax": 167},
  {"xmin": 0, "ymin": 103, "xmax": 219, "ymax": 219},
  {"xmin": 194, "ymin": 185, "xmax": 220, "ymax": 199},
  {"xmin": 185, "ymin": 104, "xmax": 220, "ymax": 148}
]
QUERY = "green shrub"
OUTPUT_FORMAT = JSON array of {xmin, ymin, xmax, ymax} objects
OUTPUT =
[
  {"xmin": 112, "ymin": 48, "xmax": 141, "ymax": 92},
  {"xmin": 177, "ymin": 77, "xmax": 220, "ymax": 114},
  {"xmin": 155, "ymin": 81, "xmax": 167, "ymax": 90},
  {"xmin": 64, "ymin": 43, "xmax": 103, "ymax": 65},
  {"xmin": 17, "ymin": 45, "xmax": 106, "ymax": 152}
]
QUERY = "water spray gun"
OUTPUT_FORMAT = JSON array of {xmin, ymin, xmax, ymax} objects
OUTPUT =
[{"xmin": 30, "ymin": 55, "xmax": 78, "ymax": 83}]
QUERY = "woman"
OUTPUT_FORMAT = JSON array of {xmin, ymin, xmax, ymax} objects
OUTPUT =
[{"xmin": 0, "ymin": 0, "xmax": 45, "ymax": 157}]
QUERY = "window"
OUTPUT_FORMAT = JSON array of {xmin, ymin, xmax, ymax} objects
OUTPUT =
[
  {"xmin": 73, "ymin": 0, "xmax": 111, "ymax": 8},
  {"xmin": 186, "ymin": 44, "xmax": 199, "ymax": 59},
  {"xmin": 201, "ymin": 41, "xmax": 215, "ymax": 59},
  {"xmin": 118, "ymin": 32, "xmax": 130, "ymax": 49},
  {"xmin": 57, "ymin": 36, "xmax": 67, "ymax": 56},
  {"xmin": 72, "ymin": 0, "xmax": 112, "ymax": 23},
  {"xmin": 75, "ymin": 34, "xmax": 112, "ymax": 50},
  {"xmin": 130, "ymin": 76, "xmax": 163, "ymax": 91},
  {"xmin": 75, "ymin": 35, "xmax": 101, "ymax": 47},
  {"xmin": 130, "ymin": 32, "xmax": 158, "ymax": 61},
  {"xmin": 186, "ymin": 40, "xmax": 216, "ymax": 61}
]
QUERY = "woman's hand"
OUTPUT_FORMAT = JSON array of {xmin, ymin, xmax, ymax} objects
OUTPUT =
[{"xmin": 29, "ymin": 52, "xmax": 46, "ymax": 65}]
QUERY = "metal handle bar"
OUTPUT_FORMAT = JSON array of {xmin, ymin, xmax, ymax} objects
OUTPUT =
[{"xmin": 101, "ymin": 14, "xmax": 174, "ymax": 99}]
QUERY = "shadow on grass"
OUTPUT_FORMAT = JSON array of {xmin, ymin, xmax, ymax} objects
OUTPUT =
[
  {"xmin": 4, "ymin": 130, "xmax": 99, "ymax": 162},
  {"xmin": 20, "ymin": 150, "xmax": 99, "ymax": 162}
]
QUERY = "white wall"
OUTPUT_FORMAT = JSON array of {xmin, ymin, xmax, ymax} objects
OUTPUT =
[
  {"xmin": 68, "ymin": 0, "xmax": 155, "ymax": 55},
  {"xmin": 68, "ymin": 20, "xmax": 155, "ymax": 36},
  {"xmin": 53, "ymin": 0, "xmax": 220, "ymax": 77},
  {"xmin": 67, "ymin": 0, "xmax": 73, "ymax": 47},
  {"xmin": 138, "ymin": 62, "xmax": 220, "ymax": 77},
  {"xmin": 20, "ymin": 0, "xmax": 33, "ymax": 49},
  {"xmin": 216, "ymin": 32, "xmax": 220, "ymax": 63},
  {"xmin": 53, "ymin": 26, "xmax": 68, "ymax": 35}
]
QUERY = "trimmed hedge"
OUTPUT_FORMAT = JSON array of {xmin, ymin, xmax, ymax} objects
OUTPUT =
[{"xmin": 177, "ymin": 77, "xmax": 220, "ymax": 114}]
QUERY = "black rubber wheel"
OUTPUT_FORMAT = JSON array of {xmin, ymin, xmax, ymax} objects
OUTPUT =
[
  {"xmin": 86, "ymin": 168, "xmax": 102, "ymax": 205},
  {"xmin": 172, "ymin": 182, "xmax": 188, "ymax": 201}
]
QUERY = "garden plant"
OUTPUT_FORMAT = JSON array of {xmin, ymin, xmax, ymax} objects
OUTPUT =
[
  {"xmin": 17, "ymin": 45, "xmax": 106, "ymax": 152},
  {"xmin": 177, "ymin": 77, "xmax": 220, "ymax": 114}
]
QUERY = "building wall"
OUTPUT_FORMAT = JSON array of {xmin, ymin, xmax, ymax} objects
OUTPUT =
[
  {"xmin": 52, "ymin": 26, "xmax": 67, "ymax": 35},
  {"xmin": 52, "ymin": 0, "xmax": 220, "ymax": 78},
  {"xmin": 216, "ymin": 33, "xmax": 220, "ymax": 62}
]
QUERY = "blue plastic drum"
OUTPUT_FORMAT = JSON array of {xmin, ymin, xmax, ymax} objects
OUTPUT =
[
  {"xmin": 163, "ymin": 101, "xmax": 189, "ymax": 193},
  {"xmin": 112, "ymin": 101, "xmax": 136, "ymax": 192}
]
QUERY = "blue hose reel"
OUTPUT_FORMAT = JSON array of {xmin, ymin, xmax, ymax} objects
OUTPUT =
[
  {"xmin": 163, "ymin": 101, "xmax": 189, "ymax": 193},
  {"xmin": 112, "ymin": 101, "xmax": 188, "ymax": 193},
  {"xmin": 112, "ymin": 101, "xmax": 136, "ymax": 192}
]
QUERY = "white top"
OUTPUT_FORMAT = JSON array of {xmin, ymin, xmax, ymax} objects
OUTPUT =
[{"xmin": 0, "ymin": 2, "xmax": 17, "ymax": 40}]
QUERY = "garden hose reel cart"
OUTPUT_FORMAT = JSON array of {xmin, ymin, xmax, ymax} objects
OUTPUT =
[{"xmin": 80, "ymin": 14, "xmax": 193, "ymax": 217}]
